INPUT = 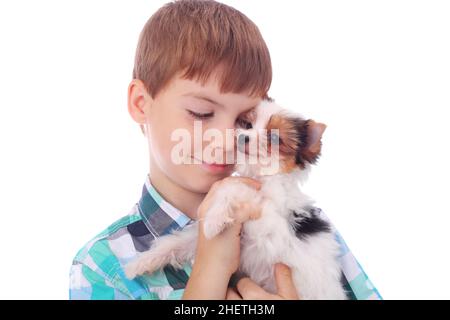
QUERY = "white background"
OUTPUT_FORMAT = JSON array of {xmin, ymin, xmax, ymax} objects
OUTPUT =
[{"xmin": 0, "ymin": 0, "xmax": 449, "ymax": 299}]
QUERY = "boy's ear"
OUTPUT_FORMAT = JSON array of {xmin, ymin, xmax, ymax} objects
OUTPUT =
[
  {"xmin": 297, "ymin": 119, "xmax": 327, "ymax": 165},
  {"xmin": 128, "ymin": 79, "xmax": 152, "ymax": 133}
]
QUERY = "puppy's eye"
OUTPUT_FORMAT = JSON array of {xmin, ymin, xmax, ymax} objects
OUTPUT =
[
  {"xmin": 236, "ymin": 118, "xmax": 253, "ymax": 129},
  {"xmin": 269, "ymin": 132, "xmax": 280, "ymax": 144}
]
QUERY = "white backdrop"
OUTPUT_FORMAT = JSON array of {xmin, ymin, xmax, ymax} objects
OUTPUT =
[{"xmin": 0, "ymin": 0, "xmax": 449, "ymax": 299}]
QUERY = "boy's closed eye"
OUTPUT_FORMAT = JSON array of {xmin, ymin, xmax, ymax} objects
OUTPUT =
[
  {"xmin": 187, "ymin": 110, "xmax": 214, "ymax": 120},
  {"xmin": 187, "ymin": 109, "xmax": 253, "ymax": 129}
]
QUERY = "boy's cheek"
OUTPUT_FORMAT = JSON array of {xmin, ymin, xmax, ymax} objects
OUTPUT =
[{"xmin": 147, "ymin": 121, "xmax": 233, "ymax": 191}]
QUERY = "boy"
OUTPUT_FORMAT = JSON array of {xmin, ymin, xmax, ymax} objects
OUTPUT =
[{"xmin": 69, "ymin": 0, "xmax": 381, "ymax": 300}]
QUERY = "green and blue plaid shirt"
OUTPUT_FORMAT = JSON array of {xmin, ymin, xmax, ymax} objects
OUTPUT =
[{"xmin": 69, "ymin": 175, "xmax": 382, "ymax": 300}]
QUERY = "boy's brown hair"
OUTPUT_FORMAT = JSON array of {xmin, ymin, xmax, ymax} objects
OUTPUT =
[{"xmin": 133, "ymin": 0, "xmax": 272, "ymax": 99}]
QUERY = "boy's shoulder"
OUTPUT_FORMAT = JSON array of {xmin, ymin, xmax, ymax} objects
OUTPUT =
[
  {"xmin": 74, "ymin": 205, "xmax": 142, "ymax": 262},
  {"xmin": 72, "ymin": 207, "xmax": 142, "ymax": 265},
  {"xmin": 70, "ymin": 207, "xmax": 147, "ymax": 299}
]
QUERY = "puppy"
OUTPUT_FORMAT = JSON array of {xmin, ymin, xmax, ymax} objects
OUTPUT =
[{"xmin": 125, "ymin": 99, "xmax": 347, "ymax": 300}]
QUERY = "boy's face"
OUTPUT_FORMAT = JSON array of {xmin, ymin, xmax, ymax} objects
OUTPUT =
[{"xmin": 131, "ymin": 69, "xmax": 262, "ymax": 194}]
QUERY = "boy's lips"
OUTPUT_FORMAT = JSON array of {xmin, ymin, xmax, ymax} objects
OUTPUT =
[{"xmin": 192, "ymin": 157, "xmax": 234, "ymax": 173}]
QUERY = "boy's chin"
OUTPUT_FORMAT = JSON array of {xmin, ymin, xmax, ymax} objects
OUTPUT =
[{"xmin": 189, "ymin": 170, "xmax": 234, "ymax": 193}]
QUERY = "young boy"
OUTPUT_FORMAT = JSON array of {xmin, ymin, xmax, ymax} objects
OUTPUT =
[{"xmin": 69, "ymin": 0, "xmax": 381, "ymax": 300}]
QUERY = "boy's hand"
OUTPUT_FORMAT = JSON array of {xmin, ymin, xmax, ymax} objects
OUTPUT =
[
  {"xmin": 196, "ymin": 176, "xmax": 262, "ymax": 275},
  {"xmin": 226, "ymin": 263, "xmax": 300, "ymax": 300},
  {"xmin": 182, "ymin": 176, "xmax": 261, "ymax": 300}
]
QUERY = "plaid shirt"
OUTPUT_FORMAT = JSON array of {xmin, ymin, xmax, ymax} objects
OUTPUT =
[{"xmin": 69, "ymin": 175, "xmax": 382, "ymax": 300}]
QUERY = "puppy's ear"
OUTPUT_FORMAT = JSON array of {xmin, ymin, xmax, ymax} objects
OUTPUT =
[{"xmin": 296, "ymin": 120, "xmax": 327, "ymax": 166}]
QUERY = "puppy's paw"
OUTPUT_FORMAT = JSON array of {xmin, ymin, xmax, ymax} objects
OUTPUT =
[
  {"xmin": 125, "ymin": 252, "xmax": 162, "ymax": 279},
  {"xmin": 125, "ymin": 260, "xmax": 144, "ymax": 280}
]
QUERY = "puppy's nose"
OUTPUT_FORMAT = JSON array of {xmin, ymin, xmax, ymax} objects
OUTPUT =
[{"xmin": 238, "ymin": 134, "xmax": 250, "ymax": 145}]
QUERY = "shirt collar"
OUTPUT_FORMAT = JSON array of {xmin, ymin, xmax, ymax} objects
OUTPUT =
[{"xmin": 137, "ymin": 174, "xmax": 193, "ymax": 238}]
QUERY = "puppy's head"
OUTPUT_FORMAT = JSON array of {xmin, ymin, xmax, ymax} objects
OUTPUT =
[{"xmin": 235, "ymin": 99, "xmax": 326, "ymax": 177}]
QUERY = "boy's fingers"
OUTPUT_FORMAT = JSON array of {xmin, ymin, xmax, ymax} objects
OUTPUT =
[
  {"xmin": 233, "ymin": 177, "xmax": 262, "ymax": 190},
  {"xmin": 236, "ymin": 277, "xmax": 272, "ymax": 300},
  {"xmin": 274, "ymin": 263, "xmax": 300, "ymax": 300},
  {"xmin": 233, "ymin": 202, "xmax": 262, "ymax": 223},
  {"xmin": 222, "ymin": 177, "xmax": 261, "ymax": 190},
  {"xmin": 198, "ymin": 177, "xmax": 261, "ymax": 219},
  {"xmin": 197, "ymin": 180, "xmax": 224, "ymax": 217},
  {"xmin": 226, "ymin": 221, "xmax": 243, "ymax": 238},
  {"xmin": 205, "ymin": 181, "xmax": 222, "ymax": 199},
  {"xmin": 249, "ymin": 205, "xmax": 262, "ymax": 220},
  {"xmin": 226, "ymin": 288, "xmax": 243, "ymax": 300}
]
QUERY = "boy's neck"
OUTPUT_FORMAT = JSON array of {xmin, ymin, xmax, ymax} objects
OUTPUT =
[{"xmin": 148, "ymin": 165, "xmax": 205, "ymax": 220}]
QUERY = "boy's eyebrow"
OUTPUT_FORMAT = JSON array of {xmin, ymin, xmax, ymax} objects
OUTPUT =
[{"xmin": 182, "ymin": 92, "xmax": 224, "ymax": 108}]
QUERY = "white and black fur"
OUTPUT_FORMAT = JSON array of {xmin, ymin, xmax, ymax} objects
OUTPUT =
[{"xmin": 125, "ymin": 99, "xmax": 347, "ymax": 300}]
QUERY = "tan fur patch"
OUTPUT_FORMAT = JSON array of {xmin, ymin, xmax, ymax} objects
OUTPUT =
[{"xmin": 267, "ymin": 114, "xmax": 300, "ymax": 154}]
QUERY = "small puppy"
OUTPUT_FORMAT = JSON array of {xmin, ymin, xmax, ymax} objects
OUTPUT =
[{"xmin": 126, "ymin": 99, "xmax": 347, "ymax": 300}]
